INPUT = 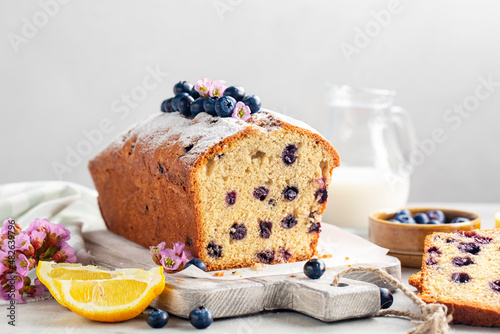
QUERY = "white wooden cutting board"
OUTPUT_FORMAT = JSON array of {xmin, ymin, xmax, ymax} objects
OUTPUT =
[{"xmin": 83, "ymin": 230, "xmax": 401, "ymax": 322}]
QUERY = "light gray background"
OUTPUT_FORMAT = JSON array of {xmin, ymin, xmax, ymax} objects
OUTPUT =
[{"xmin": 1, "ymin": 0, "xmax": 499, "ymax": 202}]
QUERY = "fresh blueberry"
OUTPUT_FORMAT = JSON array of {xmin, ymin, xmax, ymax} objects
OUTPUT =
[
  {"xmin": 242, "ymin": 95, "xmax": 262, "ymax": 114},
  {"xmin": 259, "ymin": 221, "xmax": 272, "ymax": 238},
  {"xmin": 215, "ymin": 96, "xmax": 237, "ymax": 117},
  {"xmin": 173, "ymin": 81, "xmax": 193, "ymax": 95},
  {"xmin": 253, "ymin": 186, "xmax": 269, "ymax": 201},
  {"xmin": 203, "ymin": 97, "xmax": 218, "ymax": 116},
  {"xmin": 281, "ymin": 214, "xmax": 297, "ymax": 228},
  {"xmin": 185, "ymin": 258, "xmax": 207, "ymax": 272},
  {"xmin": 178, "ymin": 95, "xmax": 195, "ymax": 116},
  {"xmin": 229, "ymin": 223, "xmax": 247, "ymax": 240},
  {"xmin": 172, "ymin": 92, "xmax": 189, "ymax": 111},
  {"xmin": 450, "ymin": 217, "xmax": 470, "ymax": 224},
  {"xmin": 282, "ymin": 144, "xmax": 298, "ymax": 165},
  {"xmin": 223, "ymin": 86, "xmax": 246, "ymax": 101},
  {"xmin": 451, "ymin": 272, "xmax": 471, "ymax": 284},
  {"xmin": 379, "ymin": 288, "xmax": 393, "ymax": 309},
  {"xmin": 147, "ymin": 308, "xmax": 169, "ymax": 328},
  {"xmin": 303, "ymin": 259, "xmax": 326, "ymax": 279},
  {"xmin": 395, "ymin": 214, "xmax": 416, "ymax": 224},
  {"xmin": 395, "ymin": 209, "xmax": 411, "ymax": 217},
  {"xmin": 427, "ymin": 210, "xmax": 446, "ymax": 224},
  {"xmin": 190, "ymin": 98, "xmax": 206, "ymax": 116},
  {"xmin": 414, "ymin": 213, "xmax": 429, "ymax": 224},
  {"xmin": 427, "ymin": 219, "xmax": 440, "ymax": 224},
  {"xmin": 190, "ymin": 86, "xmax": 200, "ymax": 99},
  {"xmin": 283, "ymin": 186, "xmax": 299, "ymax": 201},
  {"xmin": 189, "ymin": 306, "xmax": 213, "ymax": 329},
  {"xmin": 161, "ymin": 98, "xmax": 174, "ymax": 112}
]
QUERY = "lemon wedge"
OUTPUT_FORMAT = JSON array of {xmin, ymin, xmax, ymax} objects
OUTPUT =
[
  {"xmin": 37, "ymin": 262, "xmax": 165, "ymax": 322},
  {"xmin": 495, "ymin": 212, "xmax": 500, "ymax": 228},
  {"xmin": 37, "ymin": 262, "xmax": 114, "ymax": 307}
]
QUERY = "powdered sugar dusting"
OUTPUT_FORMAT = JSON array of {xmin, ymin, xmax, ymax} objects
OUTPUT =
[{"xmin": 106, "ymin": 109, "xmax": 324, "ymax": 165}]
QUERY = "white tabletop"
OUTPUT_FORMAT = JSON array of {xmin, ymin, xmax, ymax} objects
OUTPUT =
[{"xmin": 3, "ymin": 203, "xmax": 499, "ymax": 334}]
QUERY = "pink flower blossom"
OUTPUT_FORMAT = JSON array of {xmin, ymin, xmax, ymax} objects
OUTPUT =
[
  {"xmin": 15, "ymin": 253, "xmax": 29, "ymax": 276},
  {"xmin": 209, "ymin": 80, "xmax": 226, "ymax": 97},
  {"xmin": 30, "ymin": 230, "xmax": 46, "ymax": 250},
  {"xmin": 0, "ymin": 250, "xmax": 9, "ymax": 276},
  {"xmin": 0, "ymin": 285, "xmax": 24, "ymax": 303},
  {"xmin": 51, "ymin": 241, "xmax": 76, "ymax": 263},
  {"xmin": 172, "ymin": 241, "xmax": 185, "ymax": 255},
  {"xmin": 1, "ymin": 273, "xmax": 26, "ymax": 303},
  {"xmin": 150, "ymin": 242, "xmax": 167, "ymax": 265},
  {"xmin": 15, "ymin": 232, "xmax": 34, "ymax": 256},
  {"xmin": 25, "ymin": 218, "xmax": 51, "ymax": 235},
  {"xmin": 160, "ymin": 249, "xmax": 182, "ymax": 271},
  {"xmin": 232, "ymin": 102, "xmax": 251, "ymax": 121},
  {"xmin": 194, "ymin": 78, "xmax": 213, "ymax": 98},
  {"xmin": 1, "ymin": 218, "xmax": 21, "ymax": 237},
  {"xmin": 46, "ymin": 223, "xmax": 71, "ymax": 246}
]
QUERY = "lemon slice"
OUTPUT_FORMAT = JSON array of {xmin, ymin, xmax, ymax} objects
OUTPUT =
[
  {"xmin": 495, "ymin": 211, "xmax": 500, "ymax": 228},
  {"xmin": 37, "ymin": 262, "xmax": 115, "ymax": 307},
  {"xmin": 37, "ymin": 262, "xmax": 165, "ymax": 322}
]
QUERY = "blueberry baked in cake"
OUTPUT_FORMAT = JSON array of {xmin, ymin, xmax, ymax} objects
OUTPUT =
[
  {"xmin": 409, "ymin": 229, "xmax": 500, "ymax": 326},
  {"xmin": 89, "ymin": 79, "xmax": 340, "ymax": 271}
]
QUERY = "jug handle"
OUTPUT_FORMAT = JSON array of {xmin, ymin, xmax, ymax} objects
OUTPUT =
[{"xmin": 389, "ymin": 106, "xmax": 418, "ymax": 175}]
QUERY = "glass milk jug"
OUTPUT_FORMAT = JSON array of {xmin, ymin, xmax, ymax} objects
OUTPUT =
[{"xmin": 322, "ymin": 85, "xmax": 417, "ymax": 231}]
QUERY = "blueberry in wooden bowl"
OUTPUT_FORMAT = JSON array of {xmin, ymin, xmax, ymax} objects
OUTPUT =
[{"xmin": 368, "ymin": 207, "xmax": 481, "ymax": 268}]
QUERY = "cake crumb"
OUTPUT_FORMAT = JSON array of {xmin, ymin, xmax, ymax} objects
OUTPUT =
[
  {"xmin": 251, "ymin": 263, "xmax": 265, "ymax": 271},
  {"xmin": 289, "ymin": 274, "xmax": 296, "ymax": 278},
  {"xmin": 232, "ymin": 271, "xmax": 240, "ymax": 275},
  {"xmin": 347, "ymin": 264, "xmax": 352, "ymax": 268},
  {"xmin": 345, "ymin": 256, "xmax": 349, "ymax": 261},
  {"xmin": 213, "ymin": 272, "xmax": 225, "ymax": 277},
  {"xmin": 320, "ymin": 254, "xmax": 333, "ymax": 259}
]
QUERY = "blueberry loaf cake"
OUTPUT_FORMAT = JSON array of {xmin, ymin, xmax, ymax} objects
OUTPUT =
[
  {"xmin": 409, "ymin": 229, "xmax": 500, "ymax": 326},
  {"xmin": 89, "ymin": 109, "xmax": 339, "ymax": 271}
]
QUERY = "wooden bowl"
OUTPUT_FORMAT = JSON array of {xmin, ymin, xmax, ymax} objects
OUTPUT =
[{"xmin": 369, "ymin": 207, "xmax": 481, "ymax": 268}]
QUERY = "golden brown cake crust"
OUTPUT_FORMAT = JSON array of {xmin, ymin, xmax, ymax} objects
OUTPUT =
[
  {"xmin": 89, "ymin": 109, "xmax": 339, "ymax": 271},
  {"xmin": 410, "ymin": 229, "xmax": 500, "ymax": 327}
]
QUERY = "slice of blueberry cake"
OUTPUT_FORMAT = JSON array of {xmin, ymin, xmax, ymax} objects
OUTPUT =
[
  {"xmin": 409, "ymin": 228, "xmax": 500, "ymax": 326},
  {"xmin": 89, "ymin": 109, "xmax": 339, "ymax": 271}
]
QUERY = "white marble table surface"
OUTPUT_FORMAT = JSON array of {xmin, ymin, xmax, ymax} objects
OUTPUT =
[{"xmin": 2, "ymin": 203, "xmax": 499, "ymax": 334}]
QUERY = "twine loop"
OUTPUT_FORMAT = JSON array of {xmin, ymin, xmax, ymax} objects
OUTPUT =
[{"xmin": 331, "ymin": 267, "xmax": 452, "ymax": 334}]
